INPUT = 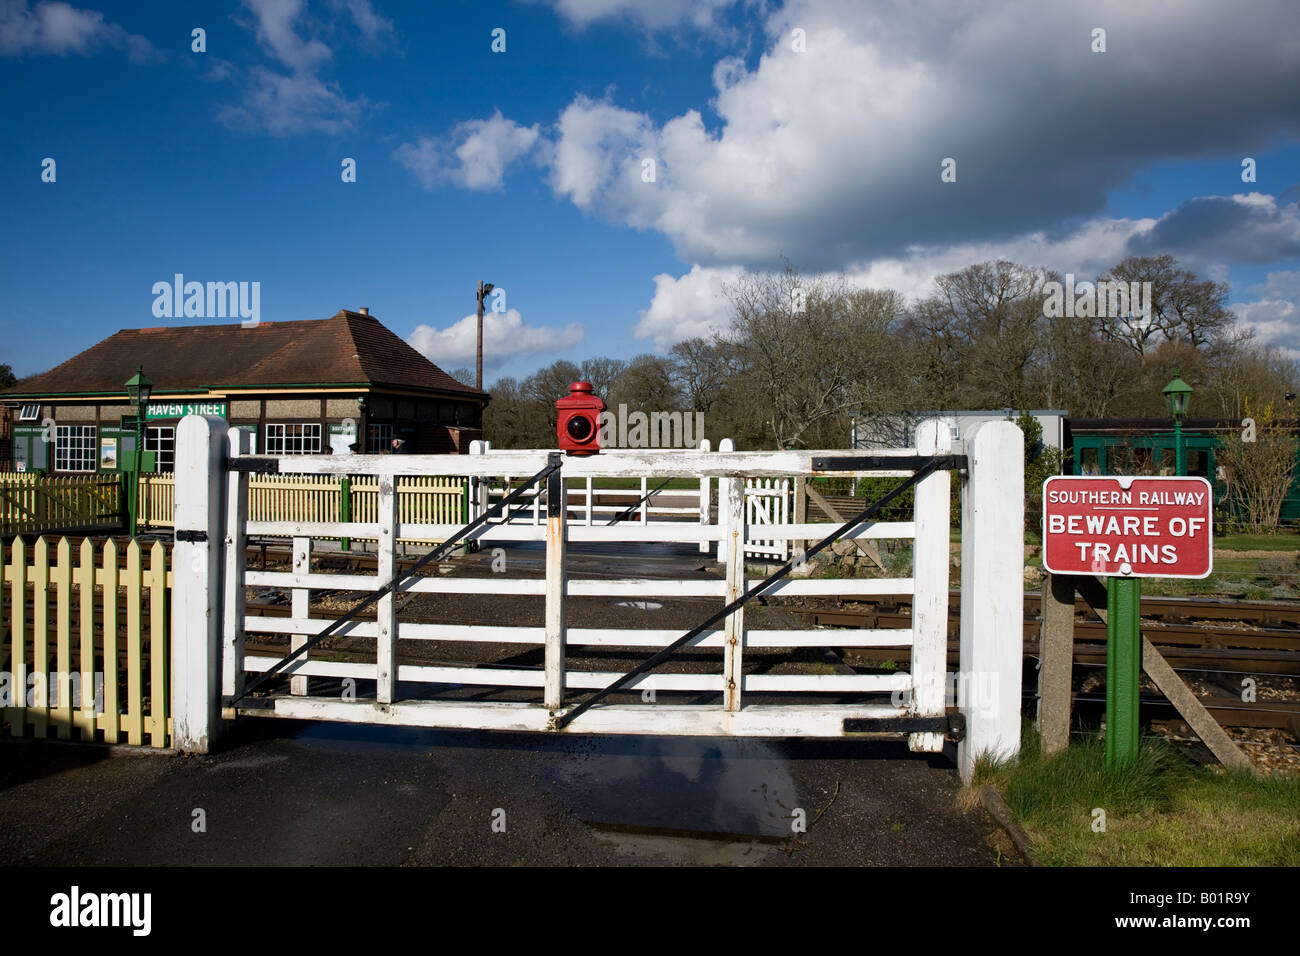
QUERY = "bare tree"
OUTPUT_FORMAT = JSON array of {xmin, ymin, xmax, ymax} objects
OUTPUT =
[{"xmin": 1216, "ymin": 398, "xmax": 1299, "ymax": 533}]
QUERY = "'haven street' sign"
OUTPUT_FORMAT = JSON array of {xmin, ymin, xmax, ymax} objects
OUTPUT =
[
  {"xmin": 145, "ymin": 402, "xmax": 228, "ymax": 420},
  {"xmin": 1042, "ymin": 475, "xmax": 1213, "ymax": 578}
]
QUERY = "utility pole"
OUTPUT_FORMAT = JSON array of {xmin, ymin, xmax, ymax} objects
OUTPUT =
[{"xmin": 476, "ymin": 280, "xmax": 494, "ymax": 390}]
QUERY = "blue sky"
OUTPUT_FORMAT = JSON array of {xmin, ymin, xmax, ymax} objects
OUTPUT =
[{"xmin": 2, "ymin": 0, "xmax": 1298, "ymax": 384}]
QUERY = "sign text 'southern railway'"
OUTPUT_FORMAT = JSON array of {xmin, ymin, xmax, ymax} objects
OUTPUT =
[{"xmin": 1041, "ymin": 475, "xmax": 1213, "ymax": 579}]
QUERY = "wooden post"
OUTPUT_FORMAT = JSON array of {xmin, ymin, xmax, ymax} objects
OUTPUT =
[
  {"xmin": 722, "ymin": 476, "xmax": 745, "ymax": 712},
  {"xmin": 910, "ymin": 419, "xmax": 951, "ymax": 752},
  {"xmin": 222, "ymin": 427, "xmax": 250, "ymax": 706},
  {"xmin": 376, "ymin": 474, "xmax": 398, "ymax": 704},
  {"xmin": 1037, "ymin": 571, "xmax": 1076, "ymax": 755},
  {"xmin": 717, "ymin": 438, "xmax": 734, "ymax": 564},
  {"xmin": 171, "ymin": 415, "xmax": 228, "ymax": 753},
  {"xmin": 291, "ymin": 535, "xmax": 311, "ymax": 696},
  {"xmin": 698, "ymin": 438, "xmax": 711, "ymax": 553},
  {"xmin": 792, "ymin": 474, "xmax": 806, "ymax": 559},
  {"xmin": 958, "ymin": 421, "xmax": 1024, "ymax": 781},
  {"xmin": 544, "ymin": 465, "xmax": 567, "ymax": 711}
]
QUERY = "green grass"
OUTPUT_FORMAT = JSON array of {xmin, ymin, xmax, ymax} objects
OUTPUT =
[
  {"xmin": 975, "ymin": 725, "xmax": 1300, "ymax": 866},
  {"xmin": 1215, "ymin": 532, "xmax": 1300, "ymax": 550}
]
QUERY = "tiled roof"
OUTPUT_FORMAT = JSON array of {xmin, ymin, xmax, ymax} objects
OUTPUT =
[{"xmin": 2, "ymin": 311, "xmax": 487, "ymax": 399}]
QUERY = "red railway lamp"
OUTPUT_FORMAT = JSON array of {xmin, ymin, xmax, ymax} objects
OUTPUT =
[{"xmin": 557, "ymin": 381, "xmax": 605, "ymax": 456}]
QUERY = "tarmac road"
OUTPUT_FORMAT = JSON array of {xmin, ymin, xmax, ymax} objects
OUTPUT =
[{"xmin": 0, "ymin": 720, "xmax": 1016, "ymax": 867}]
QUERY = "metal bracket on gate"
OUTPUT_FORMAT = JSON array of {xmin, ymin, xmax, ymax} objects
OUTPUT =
[
  {"xmin": 175, "ymin": 529, "xmax": 208, "ymax": 543},
  {"xmin": 843, "ymin": 712, "xmax": 966, "ymax": 741},
  {"xmin": 812, "ymin": 455, "xmax": 968, "ymax": 473},
  {"xmin": 229, "ymin": 457, "xmax": 281, "ymax": 474}
]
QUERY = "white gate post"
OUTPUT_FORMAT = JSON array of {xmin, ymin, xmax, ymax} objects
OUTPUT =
[
  {"xmin": 221, "ymin": 426, "xmax": 251, "ymax": 703},
  {"xmin": 697, "ymin": 438, "xmax": 711, "ymax": 553},
  {"xmin": 717, "ymin": 438, "xmax": 734, "ymax": 564},
  {"xmin": 172, "ymin": 415, "xmax": 229, "ymax": 753},
  {"xmin": 376, "ymin": 475, "xmax": 399, "ymax": 704},
  {"xmin": 722, "ymin": 476, "xmax": 746, "ymax": 712},
  {"xmin": 910, "ymin": 419, "xmax": 951, "ymax": 753},
  {"xmin": 544, "ymin": 465, "xmax": 567, "ymax": 711},
  {"xmin": 958, "ymin": 421, "xmax": 1024, "ymax": 780}
]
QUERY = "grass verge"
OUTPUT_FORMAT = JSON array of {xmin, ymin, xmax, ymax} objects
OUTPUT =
[{"xmin": 972, "ymin": 724, "xmax": 1300, "ymax": 866}]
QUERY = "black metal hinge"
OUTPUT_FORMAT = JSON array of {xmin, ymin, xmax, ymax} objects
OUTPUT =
[
  {"xmin": 175, "ymin": 529, "xmax": 208, "ymax": 543},
  {"xmin": 842, "ymin": 712, "xmax": 966, "ymax": 741},
  {"xmin": 812, "ymin": 454, "xmax": 968, "ymax": 472},
  {"xmin": 229, "ymin": 457, "xmax": 281, "ymax": 474}
]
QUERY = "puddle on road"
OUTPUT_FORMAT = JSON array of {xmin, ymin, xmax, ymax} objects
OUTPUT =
[{"xmin": 287, "ymin": 723, "xmax": 801, "ymax": 860}]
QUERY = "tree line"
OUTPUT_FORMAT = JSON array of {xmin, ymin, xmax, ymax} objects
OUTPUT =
[{"xmin": 461, "ymin": 255, "xmax": 1298, "ymax": 450}]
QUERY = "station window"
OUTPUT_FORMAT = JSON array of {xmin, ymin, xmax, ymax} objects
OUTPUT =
[
  {"xmin": 367, "ymin": 423, "xmax": 394, "ymax": 454},
  {"xmin": 54, "ymin": 425, "xmax": 97, "ymax": 472},
  {"xmin": 146, "ymin": 426, "xmax": 175, "ymax": 472},
  {"xmin": 18, "ymin": 404, "xmax": 41, "ymax": 421},
  {"xmin": 265, "ymin": 423, "xmax": 322, "ymax": 455}
]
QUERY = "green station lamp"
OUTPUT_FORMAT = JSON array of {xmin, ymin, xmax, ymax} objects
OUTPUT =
[{"xmin": 124, "ymin": 365, "xmax": 153, "ymax": 536}]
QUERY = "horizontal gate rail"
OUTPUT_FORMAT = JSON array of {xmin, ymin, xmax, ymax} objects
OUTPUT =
[{"xmin": 552, "ymin": 455, "xmax": 953, "ymax": 729}]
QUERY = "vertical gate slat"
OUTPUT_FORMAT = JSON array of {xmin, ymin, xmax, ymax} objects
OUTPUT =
[
  {"xmin": 77, "ymin": 538, "xmax": 96, "ymax": 740},
  {"xmin": 148, "ymin": 541, "xmax": 168, "ymax": 746},
  {"xmin": 99, "ymin": 541, "xmax": 119, "ymax": 743},
  {"xmin": 125, "ymin": 540, "xmax": 144, "ymax": 745},
  {"xmin": 54, "ymin": 537, "xmax": 72, "ymax": 739},
  {"xmin": 911, "ymin": 420, "xmax": 952, "ymax": 752},
  {"xmin": 375, "ymin": 477, "xmax": 398, "ymax": 703},
  {"xmin": 723, "ymin": 477, "xmax": 745, "ymax": 712},
  {"xmin": 291, "ymin": 536, "xmax": 310, "ymax": 696},
  {"xmin": 8, "ymin": 539, "xmax": 24, "ymax": 736},
  {"xmin": 32, "ymin": 538, "xmax": 49, "ymax": 738}
]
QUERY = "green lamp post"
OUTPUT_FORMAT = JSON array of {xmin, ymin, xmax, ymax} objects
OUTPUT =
[
  {"xmin": 124, "ymin": 365, "xmax": 153, "ymax": 537},
  {"xmin": 1162, "ymin": 369, "xmax": 1192, "ymax": 477}
]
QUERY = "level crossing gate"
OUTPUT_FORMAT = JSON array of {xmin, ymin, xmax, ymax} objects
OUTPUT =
[{"xmin": 170, "ymin": 417, "xmax": 1023, "ymax": 779}]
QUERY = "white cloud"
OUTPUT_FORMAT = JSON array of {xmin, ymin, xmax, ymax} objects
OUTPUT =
[
  {"xmin": 342, "ymin": 0, "xmax": 393, "ymax": 50},
  {"xmin": 221, "ymin": 0, "xmax": 375, "ymax": 136},
  {"xmin": 394, "ymin": 111, "xmax": 541, "ymax": 191},
  {"xmin": 531, "ymin": 0, "xmax": 737, "ymax": 32},
  {"xmin": 0, "ymin": 0, "xmax": 155, "ymax": 59},
  {"xmin": 408, "ymin": 308, "xmax": 585, "ymax": 367},
  {"xmin": 1233, "ymin": 269, "xmax": 1300, "ymax": 358},
  {"xmin": 635, "ymin": 264, "xmax": 743, "ymax": 348},
  {"xmin": 540, "ymin": 0, "xmax": 1300, "ymax": 270},
  {"xmin": 637, "ymin": 203, "xmax": 1300, "ymax": 349}
]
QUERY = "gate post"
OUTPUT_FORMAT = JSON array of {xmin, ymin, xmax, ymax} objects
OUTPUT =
[
  {"xmin": 376, "ymin": 475, "xmax": 398, "ymax": 704},
  {"xmin": 716, "ymin": 438, "xmax": 734, "ymax": 564},
  {"xmin": 722, "ymin": 475, "xmax": 746, "ymax": 712},
  {"xmin": 545, "ymin": 464, "xmax": 567, "ymax": 711},
  {"xmin": 958, "ymin": 421, "xmax": 1024, "ymax": 781},
  {"xmin": 172, "ymin": 415, "xmax": 229, "ymax": 753},
  {"xmin": 697, "ymin": 438, "xmax": 711, "ymax": 553},
  {"xmin": 222, "ymin": 426, "xmax": 251, "ymax": 704},
  {"xmin": 910, "ymin": 419, "xmax": 951, "ymax": 752}
]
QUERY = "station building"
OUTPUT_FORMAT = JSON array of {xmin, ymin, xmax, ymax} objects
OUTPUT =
[{"xmin": 0, "ymin": 308, "xmax": 488, "ymax": 474}]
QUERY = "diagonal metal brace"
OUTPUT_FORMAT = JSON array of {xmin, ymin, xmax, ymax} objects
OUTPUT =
[
  {"xmin": 228, "ymin": 453, "xmax": 564, "ymax": 706},
  {"xmin": 551, "ymin": 456, "xmax": 950, "ymax": 729}
]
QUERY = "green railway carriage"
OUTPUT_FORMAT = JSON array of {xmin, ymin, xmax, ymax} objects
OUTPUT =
[{"xmin": 1064, "ymin": 418, "xmax": 1300, "ymax": 525}]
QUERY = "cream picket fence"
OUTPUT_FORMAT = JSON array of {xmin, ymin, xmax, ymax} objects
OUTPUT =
[
  {"xmin": 0, "ymin": 536, "xmax": 171, "ymax": 748},
  {"xmin": 140, "ymin": 472, "xmax": 465, "ymax": 543}
]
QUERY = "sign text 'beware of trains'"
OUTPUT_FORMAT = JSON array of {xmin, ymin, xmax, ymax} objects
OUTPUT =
[{"xmin": 1041, "ymin": 475, "xmax": 1213, "ymax": 579}]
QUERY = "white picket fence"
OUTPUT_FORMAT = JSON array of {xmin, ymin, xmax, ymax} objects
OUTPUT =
[
  {"xmin": 169, "ymin": 417, "xmax": 1024, "ymax": 781},
  {"xmin": 744, "ymin": 478, "xmax": 790, "ymax": 560}
]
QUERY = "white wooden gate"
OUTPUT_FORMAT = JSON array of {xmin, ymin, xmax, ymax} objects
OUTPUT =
[
  {"xmin": 744, "ymin": 478, "xmax": 789, "ymax": 560},
  {"xmin": 170, "ymin": 417, "xmax": 1024, "ymax": 780}
]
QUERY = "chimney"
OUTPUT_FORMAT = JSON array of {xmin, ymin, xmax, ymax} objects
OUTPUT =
[{"xmin": 359, "ymin": 306, "xmax": 369, "ymax": 315}]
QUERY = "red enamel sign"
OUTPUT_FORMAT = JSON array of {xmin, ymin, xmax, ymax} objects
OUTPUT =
[{"xmin": 1042, "ymin": 475, "xmax": 1214, "ymax": 578}]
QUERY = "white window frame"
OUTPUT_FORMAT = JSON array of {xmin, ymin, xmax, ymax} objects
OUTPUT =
[
  {"xmin": 266, "ymin": 423, "xmax": 322, "ymax": 455},
  {"xmin": 146, "ymin": 425, "xmax": 175, "ymax": 472},
  {"xmin": 19, "ymin": 404, "xmax": 40, "ymax": 421},
  {"xmin": 55, "ymin": 425, "xmax": 97, "ymax": 473}
]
